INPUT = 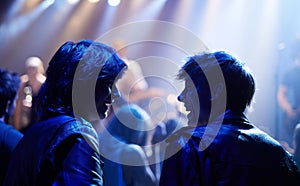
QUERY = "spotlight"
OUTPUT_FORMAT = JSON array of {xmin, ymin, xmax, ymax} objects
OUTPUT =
[
  {"xmin": 88, "ymin": 0, "xmax": 100, "ymax": 3},
  {"xmin": 68, "ymin": 0, "xmax": 80, "ymax": 4},
  {"xmin": 43, "ymin": 0, "xmax": 55, "ymax": 6},
  {"xmin": 107, "ymin": 0, "xmax": 120, "ymax": 7}
]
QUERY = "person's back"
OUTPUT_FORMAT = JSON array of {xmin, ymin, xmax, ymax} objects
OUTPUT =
[
  {"xmin": 0, "ymin": 69, "xmax": 23, "ymax": 184},
  {"xmin": 0, "ymin": 123, "xmax": 24, "ymax": 183},
  {"xmin": 0, "ymin": 122, "xmax": 23, "ymax": 184},
  {"xmin": 277, "ymin": 39, "xmax": 300, "ymax": 146},
  {"xmin": 99, "ymin": 104, "xmax": 156, "ymax": 186}
]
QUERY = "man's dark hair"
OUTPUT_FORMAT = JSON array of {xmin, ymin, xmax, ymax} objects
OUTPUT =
[
  {"xmin": 0, "ymin": 69, "xmax": 20, "ymax": 117},
  {"xmin": 178, "ymin": 51, "xmax": 255, "ymax": 113},
  {"xmin": 37, "ymin": 40, "xmax": 127, "ymax": 120}
]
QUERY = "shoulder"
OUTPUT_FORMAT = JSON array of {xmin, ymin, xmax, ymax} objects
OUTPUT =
[
  {"xmin": 58, "ymin": 116, "xmax": 100, "ymax": 152},
  {"xmin": 30, "ymin": 116, "xmax": 99, "ymax": 152},
  {"xmin": 163, "ymin": 126, "xmax": 207, "ymax": 158},
  {"xmin": 0, "ymin": 122, "xmax": 23, "ymax": 145},
  {"xmin": 122, "ymin": 144, "xmax": 145, "ymax": 159},
  {"xmin": 51, "ymin": 116, "xmax": 97, "ymax": 137},
  {"xmin": 166, "ymin": 126, "xmax": 205, "ymax": 145},
  {"xmin": 0, "ymin": 122, "xmax": 22, "ymax": 135},
  {"xmin": 121, "ymin": 144, "xmax": 148, "ymax": 166}
]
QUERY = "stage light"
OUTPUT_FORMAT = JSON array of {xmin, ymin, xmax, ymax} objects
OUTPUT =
[
  {"xmin": 44, "ymin": 0, "xmax": 55, "ymax": 5},
  {"xmin": 68, "ymin": 0, "xmax": 80, "ymax": 4},
  {"xmin": 88, "ymin": 0, "xmax": 100, "ymax": 3},
  {"xmin": 107, "ymin": 0, "xmax": 120, "ymax": 7}
]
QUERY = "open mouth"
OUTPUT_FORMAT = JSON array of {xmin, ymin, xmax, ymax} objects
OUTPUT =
[
  {"xmin": 185, "ymin": 104, "xmax": 198, "ymax": 125},
  {"xmin": 184, "ymin": 104, "xmax": 191, "ymax": 113}
]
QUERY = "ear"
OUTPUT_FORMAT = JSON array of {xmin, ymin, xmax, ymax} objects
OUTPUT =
[{"xmin": 211, "ymin": 83, "xmax": 224, "ymax": 101}]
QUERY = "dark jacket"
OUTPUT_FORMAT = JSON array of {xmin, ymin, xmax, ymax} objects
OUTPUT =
[
  {"xmin": 160, "ymin": 111, "xmax": 300, "ymax": 186},
  {"xmin": 4, "ymin": 115, "xmax": 103, "ymax": 185},
  {"xmin": 0, "ymin": 121, "xmax": 23, "ymax": 185}
]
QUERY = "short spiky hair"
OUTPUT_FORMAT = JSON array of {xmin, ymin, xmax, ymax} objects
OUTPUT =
[
  {"xmin": 178, "ymin": 51, "xmax": 255, "ymax": 112},
  {"xmin": 37, "ymin": 40, "xmax": 127, "ymax": 119}
]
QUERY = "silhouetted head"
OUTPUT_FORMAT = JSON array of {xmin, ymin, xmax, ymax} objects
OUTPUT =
[
  {"xmin": 37, "ymin": 40, "xmax": 127, "ymax": 121},
  {"xmin": 177, "ymin": 51, "xmax": 255, "ymax": 125},
  {"xmin": 0, "ymin": 69, "xmax": 20, "ymax": 119}
]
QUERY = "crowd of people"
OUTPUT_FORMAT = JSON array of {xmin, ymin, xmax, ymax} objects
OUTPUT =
[{"xmin": 0, "ymin": 39, "xmax": 300, "ymax": 185}]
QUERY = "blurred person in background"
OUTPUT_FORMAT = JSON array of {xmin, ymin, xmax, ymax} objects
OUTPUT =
[
  {"xmin": 12, "ymin": 56, "xmax": 46, "ymax": 133},
  {"xmin": 99, "ymin": 104, "xmax": 156, "ymax": 186},
  {"xmin": 112, "ymin": 39, "xmax": 164, "ymax": 106},
  {"xmin": 280, "ymin": 123, "xmax": 300, "ymax": 170},
  {"xmin": 293, "ymin": 124, "xmax": 300, "ymax": 169},
  {"xmin": 277, "ymin": 39, "xmax": 300, "ymax": 147}
]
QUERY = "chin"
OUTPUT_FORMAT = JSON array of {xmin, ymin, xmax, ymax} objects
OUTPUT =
[
  {"xmin": 97, "ymin": 105, "xmax": 108, "ymax": 119},
  {"xmin": 187, "ymin": 112, "xmax": 197, "ymax": 126},
  {"xmin": 99, "ymin": 112, "xmax": 106, "ymax": 119}
]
